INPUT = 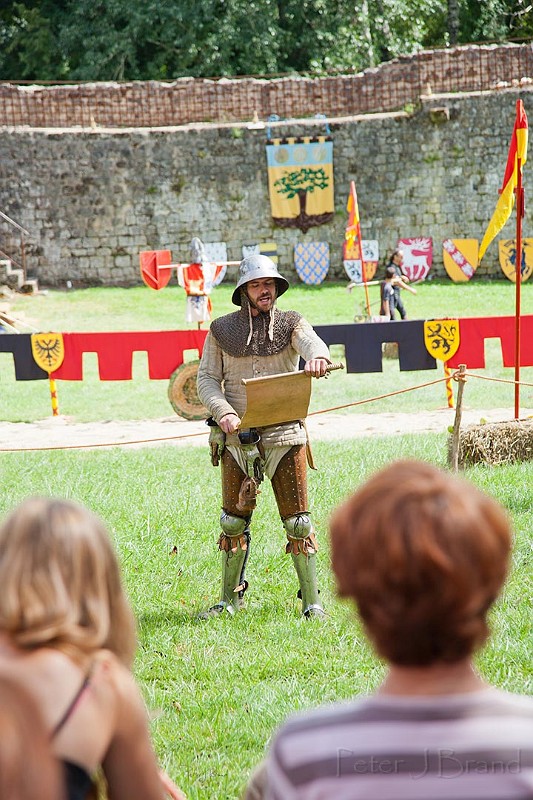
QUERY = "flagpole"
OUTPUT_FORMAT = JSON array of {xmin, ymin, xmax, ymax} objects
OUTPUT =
[
  {"xmin": 477, "ymin": 99, "xmax": 527, "ymax": 418},
  {"xmin": 514, "ymin": 151, "xmax": 523, "ymax": 420},
  {"xmin": 359, "ymin": 228, "xmax": 371, "ymax": 318},
  {"xmin": 345, "ymin": 181, "xmax": 371, "ymax": 318}
]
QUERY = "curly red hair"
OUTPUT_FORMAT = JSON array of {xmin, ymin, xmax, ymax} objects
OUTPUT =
[{"xmin": 330, "ymin": 460, "xmax": 511, "ymax": 666}]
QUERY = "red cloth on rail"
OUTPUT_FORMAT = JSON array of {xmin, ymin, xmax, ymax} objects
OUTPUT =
[
  {"xmin": 447, "ymin": 315, "xmax": 533, "ymax": 369},
  {"xmin": 51, "ymin": 330, "xmax": 208, "ymax": 380}
]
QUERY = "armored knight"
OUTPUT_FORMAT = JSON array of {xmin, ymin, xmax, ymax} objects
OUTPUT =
[{"xmin": 197, "ymin": 254, "xmax": 331, "ymax": 618}]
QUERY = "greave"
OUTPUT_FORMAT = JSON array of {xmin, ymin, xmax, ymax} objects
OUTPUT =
[
  {"xmin": 220, "ymin": 534, "xmax": 250, "ymax": 609},
  {"xmin": 291, "ymin": 551, "xmax": 321, "ymax": 615}
]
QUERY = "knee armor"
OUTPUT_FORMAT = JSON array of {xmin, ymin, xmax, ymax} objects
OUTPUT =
[
  {"xmin": 284, "ymin": 514, "xmax": 322, "ymax": 617},
  {"xmin": 215, "ymin": 511, "xmax": 251, "ymax": 610},
  {"xmin": 283, "ymin": 513, "xmax": 313, "ymax": 539},
  {"xmin": 220, "ymin": 511, "xmax": 248, "ymax": 537},
  {"xmin": 283, "ymin": 513, "xmax": 318, "ymax": 556}
]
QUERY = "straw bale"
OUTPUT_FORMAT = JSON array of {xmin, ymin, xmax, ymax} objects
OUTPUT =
[{"xmin": 451, "ymin": 419, "xmax": 533, "ymax": 467}]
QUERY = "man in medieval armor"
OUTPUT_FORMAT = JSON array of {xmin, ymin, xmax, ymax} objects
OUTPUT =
[{"xmin": 197, "ymin": 254, "xmax": 331, "ymax": 619}]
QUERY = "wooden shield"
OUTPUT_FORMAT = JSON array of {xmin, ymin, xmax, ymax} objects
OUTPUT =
[
  {"xmin": 240, "ymin": 370, "xmax": 312, "ymax": 428},
  {"xmin": 294, "ymin": 242, "xmax": 330, "ymax": 285},
  {"xmin": 140, "ymin": 250, "xmax": 172, "ymax": 290},
  {"xmin": 398, "ymin": 237, "xmax": 432, "ymax": 281},
  {"xmin": 167, "ymin": 361, "xmax": 208, "ymax": 420},
  {"xmin": 31, "ymin": 332, "xmax": 65, "ymax": 373},
  {"xmin": 423, "ymin": 319, "xmax": 460, "ymax": 362},
  {"xmin": 343, "ymin": 236, "xmax": 360, "ymax": 262},
  {"xmin": 498, "ymin": 238, "xmax": 533, "ymax": 283},
  {"xmin": 344, "ymin": 240, "xmax": 378, "ymax": 282},
  {"xmin": 242, "ymin": 242, "xmax": 279, "ymax": 264},
  {"xmin": 343, "ymin": 260, "xmax": 378, "ymax": 283},
  {"xmin": 442, "ymin": 239, "xmax": 478, "ymax": 282},
  {"xmin": 202, "ymin": 242, "xmax": 228, "ymax": 286}
]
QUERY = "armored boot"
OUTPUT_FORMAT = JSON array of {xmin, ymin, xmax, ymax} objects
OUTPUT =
[
  {"xmin": 284, "ymin": 513, "xmax": 325, "ymax": 618},
  {"xmin": 219, "ymin": 528, "xmax": 250, "ymax": 612},
  {"xmin": 200, "ymin": 512, "xmax": 250, "ymax": 618}
]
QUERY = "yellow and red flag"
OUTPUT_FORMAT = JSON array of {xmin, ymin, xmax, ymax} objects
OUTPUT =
[
  {"xmin": 479, "ymin": 100, "xmax": 528, "ymax": 263},
  {"xmin": 344, "ymin": 180, "xmax": 371, "ymax": 315},
  {"xmin": 344, "ymin": 180, "xmax": 361, "ymax": 255}
]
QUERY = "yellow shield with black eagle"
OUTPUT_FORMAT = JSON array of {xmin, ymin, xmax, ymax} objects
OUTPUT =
[
  {"xmin": 31, "ymin": 333, "xmax": 65, "ymax": 373},
  {"xmin": 423, "ymin": 319, "xmax": 460, "ymax": 362}
]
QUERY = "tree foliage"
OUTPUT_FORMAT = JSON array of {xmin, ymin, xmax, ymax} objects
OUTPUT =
[{"xmin": 0, "ymin": 0, "xmax": 532, "ymax": 81}]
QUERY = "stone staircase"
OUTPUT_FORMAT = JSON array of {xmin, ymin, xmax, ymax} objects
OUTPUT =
[{"xmin": 0, "ymin": 259, "xmax": 38, "ymax": 293}]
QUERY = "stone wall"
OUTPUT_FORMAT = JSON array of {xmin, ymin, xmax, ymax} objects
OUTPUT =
[
  {"xmin": 0, "ymin": 88, "xmax": 531, "ymax": 286},
  {"xmin": 1, "ymin": 43, "xmax": 532, "ymax": 127}
]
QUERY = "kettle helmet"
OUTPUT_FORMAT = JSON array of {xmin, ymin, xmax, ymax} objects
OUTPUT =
[
  {"xmin": 190, "ymin": 237, "xmax": 206, "ymax": 263},
  {"xmin": 232, "ymin": 254, "xmax": 289, "ymax": 306}
]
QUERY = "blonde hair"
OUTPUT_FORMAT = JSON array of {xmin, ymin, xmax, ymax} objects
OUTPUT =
[{"xmin": 0, "ymin": 497, "xmax": 136, "ymax": 667}]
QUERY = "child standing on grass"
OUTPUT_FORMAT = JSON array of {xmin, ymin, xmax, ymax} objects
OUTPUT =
[
  {"xmin": 387, "ymin": 247, "xmax": 410, "ymax": 319},
  {"xmin": 0, "ymin": 496, "xmax": 186, "ymax": 800},
  {"xmin": 379, "ymin": 265, "xmax": 397, "ymax": 319}
]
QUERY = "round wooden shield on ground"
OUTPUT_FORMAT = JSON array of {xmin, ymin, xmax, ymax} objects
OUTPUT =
[{"xmin": 167, "ymin": 361, "xmax": 208, "ymax": 420}]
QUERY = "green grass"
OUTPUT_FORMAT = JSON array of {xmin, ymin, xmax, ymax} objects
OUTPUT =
[
  {"xmin": 1, "ymin": 282, "xmax": 532, "ymax": 798},
  {"xmin": 1, "ymin": 279, "xmax": 532, "ymax": 423},
  {"xmin": 0, "ymin": 439, "xmax": 531, "ymax": 799}
]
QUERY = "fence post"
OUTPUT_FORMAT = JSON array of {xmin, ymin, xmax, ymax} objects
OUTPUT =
[{"xmin": 449, "ymin": 363, "xmax": 467, "ymax": 472}]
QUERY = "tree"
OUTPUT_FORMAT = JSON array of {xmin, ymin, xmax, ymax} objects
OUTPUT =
[
  {"xmin": 273, "ymin": 167, "xmax": 332, "ymax": 233},
  {"xmin": 0, "ymin": 1, "xmax": 68, "ymax": 80},
  {"xmin": 0, "ymin": 0, "xmax": 530, "ymax": 82}
]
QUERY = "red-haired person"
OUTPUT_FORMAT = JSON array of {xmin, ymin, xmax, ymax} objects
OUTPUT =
[{"xmin": 245, "ymin": 459, "xmax": 533, "ymax": 799}]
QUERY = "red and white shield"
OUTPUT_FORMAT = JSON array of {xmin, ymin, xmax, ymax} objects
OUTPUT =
[{"xmin": 398, "ymin": 237, "xmax": 433, "ymax": 281}]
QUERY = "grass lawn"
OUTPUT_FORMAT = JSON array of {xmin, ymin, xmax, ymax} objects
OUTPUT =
[
  {"xmin": 0, "ymin": 437, "xmax": 531, "ymax": 799},
  {"xmin": 0, "ymin": 280, "xmax": 532, "ymax": 798}
]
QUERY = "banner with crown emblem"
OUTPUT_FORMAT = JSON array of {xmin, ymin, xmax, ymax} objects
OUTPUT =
[
  {"xmin": 266, "ymin": 136, "xmax": 334, "ymax": 233},
  {"xmin": 31, "ymin": 333, "xmax": 65, "ymax": 373},
  {"xmin": 423, "ymin": 320, "xmax": 460, "ymax": 361}
]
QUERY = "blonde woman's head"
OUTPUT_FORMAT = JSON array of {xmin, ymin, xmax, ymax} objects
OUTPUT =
[{"xmin": 0, "ymin": 497, "xmax": 136, "ymax": 666}]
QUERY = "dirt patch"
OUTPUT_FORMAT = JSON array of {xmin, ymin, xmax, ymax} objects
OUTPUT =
[{"xmin": 0, "ymin": 407, "xmax": 531, "ymax": 452}]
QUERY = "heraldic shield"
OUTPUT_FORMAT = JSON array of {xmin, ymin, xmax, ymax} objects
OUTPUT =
[
  {"xmin": 442, "ymin": 239, "xmax": 478, "ymax": 282},
  {"xmin": 31, "ymin": 333, "xmax": 65, "ymax": 373},
  {"xmin": 423, "ymin": 319, "xmax": 460, "ymax": 362},
  {"xmin": 498, "ymin": 238, "xmax": 533, "ymax": 283}
]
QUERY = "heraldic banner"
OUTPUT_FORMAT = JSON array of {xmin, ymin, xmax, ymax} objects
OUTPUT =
[{"xmin": 266, "ymin": 136, "xmax": 334, "ymax": 233}]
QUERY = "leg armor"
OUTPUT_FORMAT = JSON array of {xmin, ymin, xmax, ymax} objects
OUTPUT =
[
  {"xmin": 271, "ymin": 446, "xmax": 324, "ymax": 618},
  {"xmin": 218, "ymin": 511, "xmax": 250, "ymax": 611},
  {"xmin": 207, "ymin": 449, "xmax": 252, "ymax": 615}
]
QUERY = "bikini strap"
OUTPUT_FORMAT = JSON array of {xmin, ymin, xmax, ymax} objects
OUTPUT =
[{"xmin": 51, "ymin": 664, "xmax": 94, "ymax": 739}]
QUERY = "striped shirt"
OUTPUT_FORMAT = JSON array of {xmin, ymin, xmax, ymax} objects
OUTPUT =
[{"xmin": 264, "ymin": 688, "xmax": 533, "ymax": 799}]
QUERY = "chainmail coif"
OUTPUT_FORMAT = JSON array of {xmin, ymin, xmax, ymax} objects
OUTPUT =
[{"xmin": 210, "ymin": 291, "xmax": 301, "ymax": 357}]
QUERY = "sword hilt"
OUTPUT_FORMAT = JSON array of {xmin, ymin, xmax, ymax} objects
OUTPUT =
[{"xmin": 326, "ymin": 362, "xmax": 344, "ymax": 373}]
